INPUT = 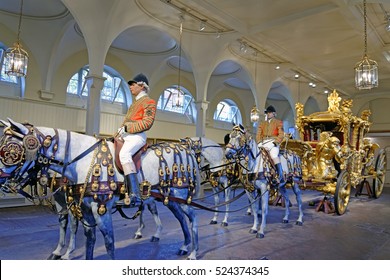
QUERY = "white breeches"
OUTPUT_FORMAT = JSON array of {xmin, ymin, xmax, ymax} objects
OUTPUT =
[{"xmin": 119, "ymin": 132, "xmax": 146, "ymax": 175}]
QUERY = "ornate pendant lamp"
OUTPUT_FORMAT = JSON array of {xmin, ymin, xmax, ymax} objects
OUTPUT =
[
  {"xmin": 250, "ymin": 105, "xmax": 260, "ymax": 123},
  {"xmin": 354, "ymin": 0, "xmax": 378, "ymax": 90},
  {"xmin": 4, "ymin": 0, "xmax": 28, "ymax": 77}
]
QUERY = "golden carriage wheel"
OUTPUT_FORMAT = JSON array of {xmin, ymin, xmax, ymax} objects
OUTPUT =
[
  {"xmin": 334, "ymin": 170, "xmax": 351, "ymax": 215},
  {"xmin": 373, "ymin": 148, "xmax": 387, "ymax": 199}
]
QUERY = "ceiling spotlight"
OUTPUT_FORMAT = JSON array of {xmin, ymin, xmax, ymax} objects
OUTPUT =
[
  {"xmin": 294, "ymin": 73, "xmax": 300, "ymax": 79},
  {"xmin": 386, "ymin": 16, "xmax": 390, "ymax": 32},
  {"xmin": 240, "ymin": 42, "xmax": 247, "ymax": 53},
  {"xmin": 275, "ymin": 65, "xmax": 280, "ymax": 70},
  {"xmin": 199, "ymin": 20, "xmax": 206, "ymax": 31},
  {"xmin": 309, "ymin": 82, "xmax": 316, "ymax": 88}
]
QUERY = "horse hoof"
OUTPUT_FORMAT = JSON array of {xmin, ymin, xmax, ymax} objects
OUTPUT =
[
  {"xmin": 283, "ymin": 219, "xmax": 289, "ymax": 224},
  {"xmin": 256, "ymin": 233, "xmax": 265, "ymax": 239},
  {"xmin": 47, "ymin": 254, "xmax": 62, "ymax": 260},
  {"xmin": 177, "ymin": 250, "xmax": 188, "ymax": 256},
  {"xmin": 249, "ymin": 229, "xmax": 257, "ymax": 234},
  {"xmin": 221, "ymin": 222, "xmax": 228, "ymax": 227},
  {"xmin": 210, "ymin": 220, "xmax": 217, "ymax": 225},
  {"xmin": 296, "ymin": 221, "xmax": 303, "ymax": 226},
  {"xmin": 150, "ymin": 236, "xmax": 160, "ymax": 242},
  {"xmin": 134, "ymin": 234, "xmax": 142, "ymax": 239}
]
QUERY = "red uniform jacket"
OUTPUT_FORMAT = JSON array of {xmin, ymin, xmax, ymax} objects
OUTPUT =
[
  {"xmin": 122, "ymin": 95, "xmax": 156, "ymax": 134},
  {"xmin": 256, "ymin": 118, "xmax": 284, "ymax": 144}
]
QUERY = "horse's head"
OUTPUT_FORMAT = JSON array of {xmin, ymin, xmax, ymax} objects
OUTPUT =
[
  {"xmin": 0, "ymin": 118, "xmax": 39, "ymax": 194},
  {"xmin": 225, "ymin": 124, "xmax": 250, "ymax": 160}
]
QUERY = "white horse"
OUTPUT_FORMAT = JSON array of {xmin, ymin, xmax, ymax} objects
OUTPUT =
[
  {"xmin": 133, "ymin": 136, "xmax": 239, "ymax": 239},
  {"xmin": 0, "ymin": 118, "xmax": 200, "ymax": 259},
  {"xmin": 225, "ymin": 125, "xmax": 304, "ymax": 238},
  {"xmin": 181, "ymin": 137, "xmax": 241, "ymax": 226}
]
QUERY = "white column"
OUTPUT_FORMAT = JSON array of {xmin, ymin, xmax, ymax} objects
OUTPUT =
[
  {"xmin": 85, "ymin": 75, "xmax": 105, "ymax": 136},
  {"xmin": 194, "ymin": 100, "xmax": 209, "ymax": 138}
]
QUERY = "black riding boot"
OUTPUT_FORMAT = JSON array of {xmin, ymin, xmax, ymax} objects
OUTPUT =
[
  {"xmin": 116, "ymin": 174, "xmax": 142, "ymax": 207},
  {"xmin": 128, "ymin": 173, "xmax": 142, "ymax": 207},
  {"xmin": 275, "ymin": 163, "xmax": 286, "ymax": 188}
]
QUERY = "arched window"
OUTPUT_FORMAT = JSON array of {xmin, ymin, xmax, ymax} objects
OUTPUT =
[
  {"xmin": 66, "ymin": 66, "xmax": 126, "ymax": 104},
  {"xmin": 213, "ymin": 99, "xmax": 242, "ymax": 125},
  {"xmin": 157, "ymin": 85, "xmax": 197, "ymax": 123}
]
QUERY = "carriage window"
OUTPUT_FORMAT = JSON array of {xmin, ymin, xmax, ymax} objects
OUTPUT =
[
  {"xmin": 66, "ymin": 66, "xmax": 126, "ymax": 104},
  {"xmin": 213, "ymin": 99, "xmax": 242, "ymax": 124},
  {"xmin": 157, "ymin": 85, "xmax": 197, "ymax": 123}
]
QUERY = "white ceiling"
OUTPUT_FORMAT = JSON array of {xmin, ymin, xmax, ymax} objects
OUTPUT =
[{"xmin": 2, "ymin": 0, "xmax": 390, "ymax": 99}]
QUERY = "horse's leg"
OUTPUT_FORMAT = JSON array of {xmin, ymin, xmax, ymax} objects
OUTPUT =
[
  {"xmin": 246, "ymin": 203, "xmax": 252, "ymax": 215},
  {"xmin": 257, "ymin": 181, "xmax": 269, "ymax": 239},
  {"xmin": 62, "ymin": 211, "xmax": 79, "ymax": 260},
  {"xmin": 210, "ymin": 186, "xmax": 219, "ymax": 224},
  {"xmin": 134, "ymin": 203, "xmax": 146, "ymax": 239},
  {"xmin": 47, "ymin": 212, "xmax": 68, "ymax": 260},
  {"xmin": 221, "ymin": 177, "xmax": 230, "ymax": 227},
  {"xmin": 278, "ymin": 185, "xmax": 290, "ymax": 224},
  {"xmin": 83, "ymin": 222, "xmax": 96, "ymax": 260},
  {"xmin": 91, "ymin": 202, "xmax": 115, "ymax": 260},
  {"xmin": 147, "ymin": 199, "xmax": 163, "ymax": 242},
  {"xmin": 180, "ymin": 203, "xmax": 198, "ymax": 260},
  {"xmin": 48, "ymin": 195, "xmax": 78, "ymax": 260},
  {"xmin": 246, "ymin": 190, "xmax": 259, "ymax": 234},
  {"xmin": 291, "ymin": 180, "xmax": 304, "ymax": 226},
  {"xmin": 166, "ymin": 201, "xmax": 191, "ymax": 256}
]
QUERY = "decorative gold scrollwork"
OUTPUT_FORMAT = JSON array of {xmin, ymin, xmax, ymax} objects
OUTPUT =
[{"xmin": 0, "ymin": 141, "xmax": 24, "ymax": 166}]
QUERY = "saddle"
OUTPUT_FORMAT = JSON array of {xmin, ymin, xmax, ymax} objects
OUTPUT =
[{"xmin": 114, "ymin": 137, "xmax": 148, "ymax": 175}]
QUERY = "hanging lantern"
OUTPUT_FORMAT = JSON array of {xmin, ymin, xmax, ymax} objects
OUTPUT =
[
  {"xmin": 354, "ymin": 0, "xmax": 378, "ymax": 90},
  {"xmin": 4, "ymin": 0, "xmax": 28, "ymax": 77},
  {"xmin": 250, "ymin": 105, "xmax": 260, "ymax": 123},
  {"xmin": 4, "ymin": 42, "xmax": 28, "ymax": 77}
]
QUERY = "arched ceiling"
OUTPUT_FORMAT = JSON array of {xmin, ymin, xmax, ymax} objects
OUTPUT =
[{"xmin": 2, "ymin": 0, "xmax": 390, "ymax": 98}]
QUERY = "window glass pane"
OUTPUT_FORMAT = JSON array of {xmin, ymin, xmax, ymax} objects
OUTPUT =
[
  {"xmin": 66, "ymin": 73, "xmax": 79, "ymax": 94},
  {"xmin": 214, "ymin": 100, "xmax": 242, "ymax": 124},
  {"xmin": 157, "ymin": 86, "xmax": 196, "ymax": 122},
  {"xmin": 0, "ymin": 49, "xmax": 17, "ymax": 83},
  {"xmin": 66, "ymin": 67, "xmax": 125, "ymax": 103}
]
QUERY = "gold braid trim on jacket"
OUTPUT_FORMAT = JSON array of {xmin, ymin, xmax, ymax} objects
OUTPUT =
[{"xmin": 122, "ymin": 96, "xmax": 156, "ymax": 133}]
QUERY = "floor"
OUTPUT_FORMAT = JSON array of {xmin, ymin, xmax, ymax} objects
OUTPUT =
[{"xmin": 1, "ymin": 185, "xmax": 390, "ymax": 260}]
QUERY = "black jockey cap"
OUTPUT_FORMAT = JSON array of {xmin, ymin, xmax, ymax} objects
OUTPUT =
[
  {"xmin": 128, "ymin": 73, "xmax": 149, "ymax": 86},
  {"xmin": 264, "ymin": 105, "xmax": 276, "ymax": 113}
]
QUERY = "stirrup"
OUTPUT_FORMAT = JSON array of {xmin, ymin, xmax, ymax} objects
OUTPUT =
[{"xmin": 130, "ymin": 195, "xmax": 142, "ymax": 207}]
